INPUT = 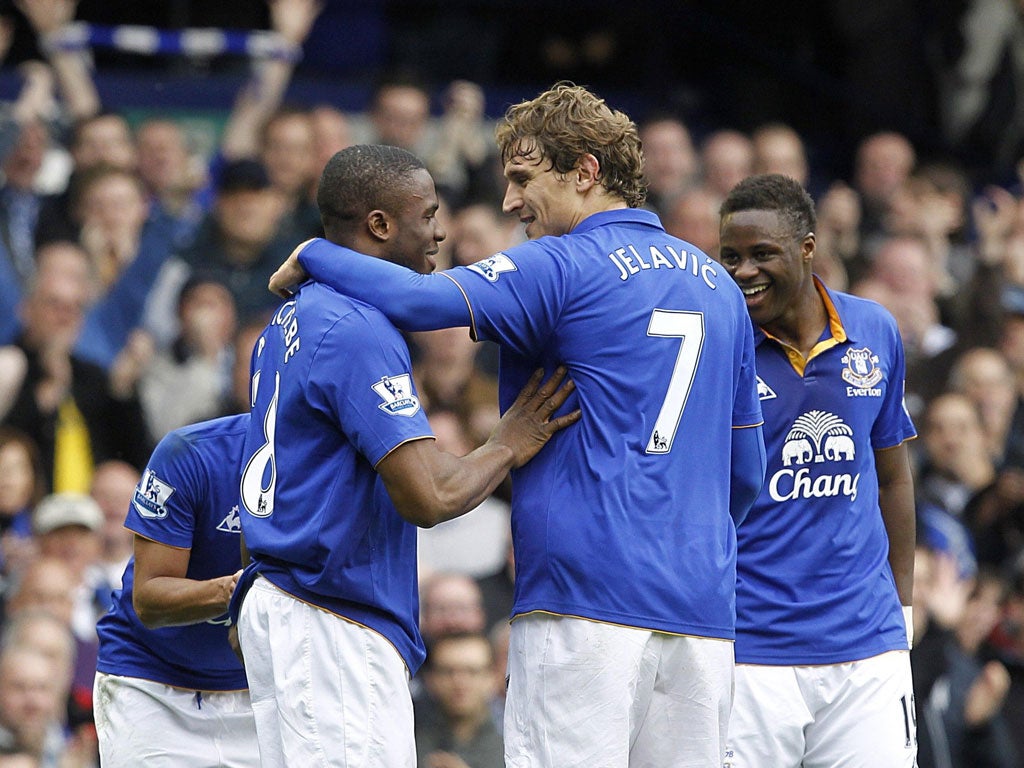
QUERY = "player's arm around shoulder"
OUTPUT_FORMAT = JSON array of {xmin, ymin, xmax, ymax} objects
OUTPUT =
[{"xmin": 377, "ymin": 366, "xmax": 580, "ymax": 527}]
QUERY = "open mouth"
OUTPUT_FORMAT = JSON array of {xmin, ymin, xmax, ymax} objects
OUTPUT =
[{"xmin": 741, "ymin": 284, "xmax": 770, "ymax": 298}]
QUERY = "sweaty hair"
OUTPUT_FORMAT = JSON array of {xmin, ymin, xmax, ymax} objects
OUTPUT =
[
  {"xmin": 495, "ymin": 82, "xmax": 646, "ymax": 208},
  {"xmin": 719, "ymin": 173, "xmax": 816, "ymax": 240},
  {"xmin": 317, "ymin": 144, "xmax": 428, "ymax": 240}
]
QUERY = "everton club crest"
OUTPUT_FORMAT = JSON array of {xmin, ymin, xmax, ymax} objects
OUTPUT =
[{"xmin": 841, "ymin": 347, "xmax": 883, "ymax": 389}]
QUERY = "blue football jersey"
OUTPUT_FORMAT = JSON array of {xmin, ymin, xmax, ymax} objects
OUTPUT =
[
  {"xmin": 735, "ymin": 279, "xmax": 916, "ymax": 664},
  {"xmin": 96, "ymin": 414, "xmax": 249, "ymax": 691},
  {"xmin": 447, "ymin": 209, "xmax": 762, "ymax": 639},
  {"xmin": 239, "ymin": 284, "xmax": 434, "ymax": 673}
]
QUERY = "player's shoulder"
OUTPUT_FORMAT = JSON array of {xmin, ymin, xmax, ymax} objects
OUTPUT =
[
  {"xmin": 171, "ymin": 413, "xmax": 250, "ymax": 444},
  {"xmin": 296, "ymin": 282, "xmax": 399, "ymax": 339},
  {"xmin": 153, "ymin": 415, "xmax": 247, "ymax": 468},
  {"xmin": 831, "ymin": 288, "xmax": 900, "ymax": 335}
]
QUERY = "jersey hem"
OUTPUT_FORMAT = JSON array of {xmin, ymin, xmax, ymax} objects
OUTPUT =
[
  {"xmin": 735, "ymin": 640, "xmax": 908, "ymax": 665},
  {"xmin": 95, "ymin": 663, "xmax": 248, "ymax": 692},
  {"xmin": 510, "ymin": 607, "xmax": 734, "ymax": 641},
  {"xmin": 257, "ymin": 573, "xmax": 418, "ymax": 676}
]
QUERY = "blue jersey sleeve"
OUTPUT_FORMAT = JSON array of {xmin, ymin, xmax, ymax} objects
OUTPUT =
[
  {"xmin": 126, "ymin": 432, "xmax": 205, "ymax": 550},
  {"xmin": 871, "ymin": 312, "xmax": 917, "ymax": 449},
  {"xmin": 445, "ymin": 241, "xmax": 569, "ymax": 356},
  {"xmin": 298, "ymin": 238, "xmax": 470, "ymax": 330},
  {"xmin": 733, "ymin": 312, "xmax": 763, "ymax": 428},
  {"xmin": 305, "ymin": 305, "xmax": 434, "ymax": 466}
]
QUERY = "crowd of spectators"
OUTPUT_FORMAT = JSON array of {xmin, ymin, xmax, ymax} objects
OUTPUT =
[{"xmin": 0, "ymin": 0, "xmax": 1019, "ymax": 766}]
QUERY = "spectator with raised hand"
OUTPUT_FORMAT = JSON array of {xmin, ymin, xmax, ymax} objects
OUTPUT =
[
  {"xmin": 17, "ymin": 0, "xmax": 98, "ymax": 125},
  {"xmin": 1, "ymin": 242, "xmax": 151, "ymax": 493},
  {"xmin": 258, "ymin": 106, "xmax": 321, "ymax": 239},
  {"xmin": 218, "ymin": 0, "xmax": 323, "ymax": 165},
  {"xmin": 57, "ymin": 163, "xmax": 179, "ymax": 372},
  {"xmin": 815, "ymin": 181, "xmax": 862, "ymax": 284},
  {"xmin": 428, "ymin": 80, "xmax": 500, "ymax": 208}
]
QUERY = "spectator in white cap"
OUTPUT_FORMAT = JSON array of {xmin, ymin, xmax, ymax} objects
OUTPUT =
[{"xmin": 31, "ymin": 492, "xmax": 108, "ymax": 657}]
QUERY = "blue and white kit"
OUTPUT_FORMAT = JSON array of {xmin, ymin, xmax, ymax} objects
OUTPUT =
[
  {"xmin": 735, "ymin": 278, "xmax": 916, "ymax": 665},
  {"xmin": 96, "ymin": 413, "xmax": 250, "ymax": 691},
  {"xmin": 238, "ymin": 284, "xmax": 435, "ymax": 673},
  {"xmin": 298, "ymin": 207, "xmax": 763, "ymax": 640}
]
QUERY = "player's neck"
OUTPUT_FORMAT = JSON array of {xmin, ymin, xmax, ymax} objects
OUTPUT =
[{"xmin": 765, "ymin": 287, "xmax": 829, "ymax": 358}]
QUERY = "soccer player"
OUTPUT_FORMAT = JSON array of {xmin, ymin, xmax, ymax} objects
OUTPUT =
[
  {"xmin": 234, "ymin": 144, "xmax": 579, "ymax": 768},
  {"xmin": 94, "ymin": 413, "xmax": 257, "ymax": 768},
  {"xmin": 717, "ymin": 174, "xmax": 917, "ymax": 767},
  {"xmin": 267, "ymin": 84, "xmax": 766, "ymax": 766}
]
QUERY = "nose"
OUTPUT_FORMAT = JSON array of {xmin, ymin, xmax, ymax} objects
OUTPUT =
[
  {"xmin": 730, "ymin": 256, "xmax": 759, "ymax": 281},
  {"xmin": 502, "ymin": 184, "xmax": 521, "ymax": 215},
  {"xmin": 434, "ymin": 219, "xmax": 447, "ymax": 243}
]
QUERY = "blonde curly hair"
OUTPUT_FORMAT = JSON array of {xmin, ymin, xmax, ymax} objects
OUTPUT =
[{"xmin": 495, "ymin": 82, "xmax": 646, "ymax": 208}]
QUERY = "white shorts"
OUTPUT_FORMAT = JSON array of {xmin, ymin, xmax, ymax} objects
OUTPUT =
[
  {"xmin": 726, "ymin": 651, "xmax": 917, "ymax": 768},
  {"xmin": 237, "ymin": 575, "xmax": 415, "ymax": 768},
  {"xmin": 504, "ymin": 613, "xmax": 734, "ymax": 768},
  {"xmin": 93, "ymin": 672, "xmax": 258, "ymax": 768}
]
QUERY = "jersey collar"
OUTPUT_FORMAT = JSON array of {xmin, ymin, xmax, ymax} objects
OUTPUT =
[
  {"xmin": 754, "ymin": 275, "xmax": 851, "ymax": 375},
  {"xmin": 569, "ymin": 207, "xmax": 664, "ymax": 235}
]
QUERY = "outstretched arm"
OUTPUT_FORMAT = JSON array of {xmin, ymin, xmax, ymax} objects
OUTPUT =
[
  {"xmin": 377, "ymin": 367, "xmax": 579, "ymax": 527},
  {"xmin": 273, "ymin": 238, "xmax": 473, "ymax": 330},
  {"xmin": 730, "ymin": 424, "xmax": 766, "ymax": 527},
  {"xmin": 220, "ymin": 0, "xmax": 322, "ymax": 159},
  {"xmin": 18, "ymin": 0, "xmax": 99, "ymax": 121}
]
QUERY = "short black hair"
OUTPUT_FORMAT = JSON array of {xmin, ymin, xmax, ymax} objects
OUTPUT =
[
  {"xmin": 719, "ymin": 173, "xmax": 816, "ymax": 240},
  {"xmin": 217, "ymin": 159, "xmax": 271, "ymax": 195},
  {"xmin": 316, "ymin": 144, "xmax": 428, "ymax": 240}
]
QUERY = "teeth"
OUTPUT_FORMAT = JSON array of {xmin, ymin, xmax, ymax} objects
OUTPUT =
[{"xmin": 742, "ymin": 285, "xmax": 768, "ymax": 296}]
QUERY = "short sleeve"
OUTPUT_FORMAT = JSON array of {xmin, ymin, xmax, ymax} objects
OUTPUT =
[
  {"xmin": 125, "ymin": 432, "xmax": 204, "ymax": 550},
  {"xmin": 446, "ymin": 241, "xmax": 569, "ymax": 357},
  {"xmin": 306, "ymin": 307, "xmax": 434, "ymax": 466}
]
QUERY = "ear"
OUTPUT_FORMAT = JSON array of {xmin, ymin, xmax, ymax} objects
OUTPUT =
[
  {"xmin": 367, "ymin": 210, "xmax": 390, "ymax": 242},
  {"xmin": 802, "ymin": 231, "xmax": 816, "ymax": 263},
  {"xmin": 575, "ymin": 153, "xmax": 601, "ymax": 191}
]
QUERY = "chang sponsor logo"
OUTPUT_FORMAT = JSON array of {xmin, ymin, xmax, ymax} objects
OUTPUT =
[{"xmin": 769, "ymin": 410, "xmax": 860, "ymax": 502}]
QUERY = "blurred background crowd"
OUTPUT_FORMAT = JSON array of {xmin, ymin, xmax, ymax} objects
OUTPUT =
[{"xmin": 0, "ymin": 0, "xmax": 1021, "ymax": 766}]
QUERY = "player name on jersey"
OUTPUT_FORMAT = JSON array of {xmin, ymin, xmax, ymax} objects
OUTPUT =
[{"xmin": 606, "ymin": 242, "xmax": 719, "ymax": 288}]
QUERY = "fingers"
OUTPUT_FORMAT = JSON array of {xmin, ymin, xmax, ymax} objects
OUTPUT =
[
  {"xmin": 513, "ymin": 367, "xmax": 546, "ymax": 404},
  {"xmin": 547, "ymin": 408, "xmax": 582, "ymax": 431},
  {"xmin": 268, "ymin": 266, "xmax": 296, "ymax": 298}
]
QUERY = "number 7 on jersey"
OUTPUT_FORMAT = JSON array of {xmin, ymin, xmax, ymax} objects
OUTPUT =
[{"xmin": 646, "ymin": 309, "xmax": 705, "ymax": 454}]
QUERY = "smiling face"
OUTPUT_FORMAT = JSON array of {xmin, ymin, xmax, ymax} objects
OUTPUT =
[
  {"xmin": 382, "ymin": 167, "xmax": 446, "ymax": 274},
  {"xmin": 501, "ymin": 144, "xmax": 580, "ymax": 240},
  {"xmin": 718, "ymin": 208, "xmax": 815, "ymax": 330}
]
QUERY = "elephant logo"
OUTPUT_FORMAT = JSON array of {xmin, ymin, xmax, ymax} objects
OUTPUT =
[
  {"xmin": 782, "ymin": 438, "xmax": 813, "ymax": 466},
  {"xmin": 781, "ymin": 410, "xmax": 856, "ymax": 465}
]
